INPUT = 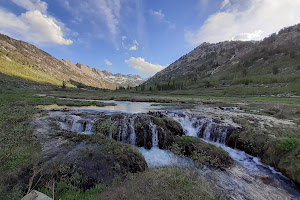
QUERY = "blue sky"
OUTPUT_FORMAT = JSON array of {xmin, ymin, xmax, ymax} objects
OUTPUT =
[{"xmin": 1, "ymin": 0, "xmax": 300, "ymax": 78}]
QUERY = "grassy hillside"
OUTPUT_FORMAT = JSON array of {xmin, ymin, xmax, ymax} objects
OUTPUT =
[
  {"xmin": 144, "ymin": 24, "xmax": 300, "ymax": 97},
  {"xmin": 0, "ymin": 58, "xmax": 73, "ymax": 87},
  {"xmin": 0, "ymin": 34, "xmax": 143, "ymax": 90}
]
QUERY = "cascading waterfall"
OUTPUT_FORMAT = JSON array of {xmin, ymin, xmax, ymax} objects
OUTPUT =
[
  {"xmin": 121, "ymin": 119, "xmax": 128, "ymax": 143},
  {"xmin": 47, "ymin": 104, "xmax": 300, "ymax": 199},
  {"xmin": 168, "ymin": 112, "xmax": 231, "ymax": 145},
  {"xmin": 129, "ymin": 118, "xmax": 136, "ymax": 145},
  {"xmin": 53, "ymin": 111, "xmax": 298, "ymax": 178},
  {"xmin": 217, "ymin": 128, "xmax": 227, "ymax": 144},
  {"xmin": 169, "ymin": 112, "xmax": 294, "ymax": 177},
  {"xmin": 150, "ymin": 122, "xmax": 159, "ymax": 147},
  {"xmin": 202, "ymin": 120, "xmax": 213, "ymax": 140},
  {"xmin": 42, "ymin": 105, "xmax": 300, "ymax": 199},
  {"xmin": 57, "ymin": 115, "xmax": 95, "ymax": 134},
  {"xmin": 83, "ymin": 120, "xmax": 94, "ymax": 133}
]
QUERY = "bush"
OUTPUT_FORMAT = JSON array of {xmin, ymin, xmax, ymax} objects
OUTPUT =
[{"xmin": 276, "ymin": 138, "xmax": 300, "ymax": 152}]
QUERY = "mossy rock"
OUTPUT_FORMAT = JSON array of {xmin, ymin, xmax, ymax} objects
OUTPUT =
[
  {"xmin": 262, "ymin": 138, "xmax": 300, "ymax": 186},
  {"xmin": 134, "ymin": 119, "xmax": 153, "ymax": 149},
  {"xmin": 95, "ymin": 119, "xmax": 118, "ymax": 137},
  {"xmin": 53, "ymin": 131, "xmax": 147, "ymax": 183},
  {"xmin": 152, "ymin": 117, "xmax": 184, "ymax": 149},
  {"xmin": 169, "ymin": 136, "xmax": 233, "ymax": 169}
]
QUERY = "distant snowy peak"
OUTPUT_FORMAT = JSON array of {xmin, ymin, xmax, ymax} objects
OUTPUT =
[
  {"xmin": 61, "ymin": 60, "xmax": 144, "ymax": 87},
  {"xmin": 102, "ymin": 72, "xmax": 144, "ymax": 86}
]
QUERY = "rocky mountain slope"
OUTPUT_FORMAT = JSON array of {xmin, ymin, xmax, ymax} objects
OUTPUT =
[
  {"xmin": 0, "ymin": 34, "xmax": 143, "ymax": 89},
  {"xmin": 145, "ymin": 23, "xmax": 300, "ymax": 86}
]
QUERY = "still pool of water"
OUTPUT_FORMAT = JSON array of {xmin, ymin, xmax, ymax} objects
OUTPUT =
[{"xmin": 42, "ymin": 98, "xmax": 192, "ymax": 113}]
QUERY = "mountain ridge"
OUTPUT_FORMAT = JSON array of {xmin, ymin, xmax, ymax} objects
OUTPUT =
[
  {"xmin": 0, "ymin": 33, "xmax": 144, "ymax": 89},
  {"xmin": 145, "ymin": 23, "xmax": 300, "ymax": 89}
]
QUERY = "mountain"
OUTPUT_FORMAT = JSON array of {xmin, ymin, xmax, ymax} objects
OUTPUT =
[
  {"xmin": 145, "ymin": 24, "xmax": 300, "ymax": 89},
  {"xmin": 0, "ymin": 34, "xmax": 143, "ymax": 89}
]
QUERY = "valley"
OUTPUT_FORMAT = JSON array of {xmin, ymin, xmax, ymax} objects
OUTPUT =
[{"xmin": 1, "ymin": 23, "xmax": 300, "ymax": 200}]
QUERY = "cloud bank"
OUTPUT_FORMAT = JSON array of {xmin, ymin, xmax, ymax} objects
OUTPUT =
[
  {"xmin": 0, "ymin": 0, "xmax": 72, "ymax": 45},
  {"xmin": 125, "ymin": 57, "xmax": 165, "ymax": 77},
  {"xmin": 186, "ymin": 0, "xmax": 300, "ymax": 45}
]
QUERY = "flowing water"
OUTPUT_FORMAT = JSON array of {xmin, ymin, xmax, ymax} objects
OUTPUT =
[{"xmin": 46, "ymin": 100, "xmax": 300, "ymax": 199}]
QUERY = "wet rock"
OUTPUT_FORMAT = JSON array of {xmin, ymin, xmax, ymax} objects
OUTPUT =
[
  {"xmin": 152, "ymin": 117, "xmax": 184, "ymax": 149},
  {"xmin": 134, "ymin": 115, "xmax": 153, "ymax": 149}
]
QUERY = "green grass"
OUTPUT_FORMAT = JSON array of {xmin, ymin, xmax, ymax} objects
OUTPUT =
[
  {"xmin": 0, "ymin": 91, "xmax": 41, "ymax": 199},
  {"xmin": 0, "ymin": 58, "xmax": 72, "ymax": 86},
  {"xmin": 38, "ymin": 177, "xmax": 106, "ymax": 200},
  {"xmin": 170, "ymin": 136, "xmax": 233, "ymax": 169},
  {"xmin": 0, "ymin": 71, "xmax": 300, "ymax": 198},
  {"xmin": 277, "ymin": 138, "xmax": 300, "ymax": 152},
  {"xmin": 97, "ymin": 167, "xmax": 225, "ymax": 200},
  {"xmin": 0, "ymin": 87, "xmax": 114, "ymax": 199},
  {"xmin": 228, "ymin": 116, "xmax": 300, "ymax": 186}
]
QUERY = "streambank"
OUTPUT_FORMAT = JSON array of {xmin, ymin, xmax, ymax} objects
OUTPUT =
[
  {"xmin": 30, "ymin": 112, "xmax": 147, "ymax": 193},
  {"xmin": 36, "ymin": 102, "xmax": 300, "ymax": 199}
]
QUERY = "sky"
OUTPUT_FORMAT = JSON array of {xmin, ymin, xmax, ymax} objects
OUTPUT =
[{"xmin": 0, "ymin": 0, "xmax": 300, "ymax": 78}]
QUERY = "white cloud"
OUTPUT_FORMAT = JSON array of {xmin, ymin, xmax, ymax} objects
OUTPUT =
[
  {"xmin": 122, "ymin": 36, "xmax": 127, "ymax": 40},
  {"xmin": 122, "ymin": 39, "xmax": 139, "ymax": 51},
  {"xmin": 22, "ymin": 10, "xmax": 73, "ymax": 45},
  {"xmin": 151, "ymin": 10, "xmax": 165, "ymax": 21},
  {"xmin": 221, "ymin": 0, "xmax": 231, "ymax": 9},
  {"xmin": 125, "ymin": 57, "xmax": 165, "ymax": 77},
  {"xmin": 129, "ymin": 45, "xmax": 137, "ymax": 51},
  {"xmin": 133, "ymin": 40, "xmax": 139, "ymax": 45},
  {"xmin": 12, "ymin": 0, "xmax": 48, "ymax": 13},
  {"xmin": 185, "ymin": 0, "xmax": 300, "ymax": 45},
  {"xmin": 0, "ymin": 0, "xmax": 72, "ymax": 45},
  {"xmin": 77, "ymin": 0, "xmax": 121, "ymax": 46},
  {"xmin": 104, "ymin": 59, "xmax": 112, "ymax": 66},
  {"xmin": 0, "ymin": 9, "xmax": 27, "ymax": 34},
  {"xmin": 150, "ymin": 9, "xmax": 175, "ymax": 29},
  {"xmin": 232, "ymin": 30, "xmax": 263, "ymax": 41}
]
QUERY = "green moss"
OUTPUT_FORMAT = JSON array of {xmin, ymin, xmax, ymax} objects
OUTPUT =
[
  {"xmin": 152, "ymin": 117, "xmax": 166, "ymax": 127},
  {"xmin": 55, "ymin": 130, "xmax": 147, "ymax": 173},
  {"xmin": 276, "ymin": 138, "xmax": 300, "ymax": 152},
  {"xmin": 152, "ymin": 117, "xmax": 183, "ymax": 135},
  {"xmin": 95, "ymin": 120, "xmax": 118, "ymax": 137},
  {"xmin": 170, "ymin": 136, "xmax": 233, "ymax": 169}
]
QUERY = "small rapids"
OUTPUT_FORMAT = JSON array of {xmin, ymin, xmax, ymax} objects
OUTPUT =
[
  {"xmin": 48, "ymin": 107, "xmax": 300, "ymax": 200},
  {"xmin": 138, "ymin": 147, "xmax": 193, "ymax": 168},
  {"xmin": 169, "ymin": 112, "xmax": 300, "ymax": 199}
]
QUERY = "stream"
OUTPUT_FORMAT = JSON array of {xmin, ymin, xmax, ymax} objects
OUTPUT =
[{"xmin": 43, "ymin": 100, "xmax": 300, "ymax": 200}]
